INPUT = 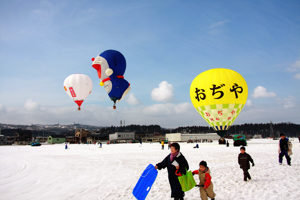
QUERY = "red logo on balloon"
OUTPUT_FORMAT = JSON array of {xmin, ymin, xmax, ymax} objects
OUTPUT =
[{"xmin": 69, "ymin": 87, "xmax": 76, "ymax": 97}]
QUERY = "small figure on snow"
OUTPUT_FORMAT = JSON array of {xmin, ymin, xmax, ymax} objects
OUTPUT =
[
  {"xmin": 278, "ymin": 133, "xmax": 292, "ymax": 166},
  {"xmin": 238, "ymin": 146, "xmax": 254, "ymax": 182},
  {"xmin": 192, "ymin": 160, "xmax": 216, "ymax": 200},
  {"xmin": 155, "ymin": 143, "xmax": 189, "ymax": 200},
  {"xmin": 161, "ymin": 140, "xmax": 165, "ymax": 150}
]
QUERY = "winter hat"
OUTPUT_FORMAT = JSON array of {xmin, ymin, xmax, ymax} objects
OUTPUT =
[
  {"xmin": 240, "ymin": 146, "xmax": 246, "ymax": 151},
  {"xmin": 280, "ymin": 133, "xmax": 285, "ymax": 137},
  {"xmin": 199, "ymin": 160, "xmax": 207, "ymax": 168}
]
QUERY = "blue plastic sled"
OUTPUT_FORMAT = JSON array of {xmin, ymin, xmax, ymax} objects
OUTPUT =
[{"xmin": 132, "ymin": 164, "xmax": 158, "ymax": 200}]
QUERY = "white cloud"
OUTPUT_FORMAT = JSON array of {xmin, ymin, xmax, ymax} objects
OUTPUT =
[
  {"xmin": 293, "ymin": 73, "xmax": 300, "ymax": 80},
  {"xmin": 174, "ymin": 102, "xmax": 193, "ymax": 114},
  {"xmin": 0, "ymin": 104, "xmax": 7, "ymax": 114},
  {"xmin": 126, "ymin": 93, "xmax": 141, "ymax": 105},
  {"xmin": 237, "ymin": 102, "xmax": 300, "ymax": 124},
  {"xmin": 287, "ymin": 60, "xmax": 300, "ymax": 72},
  {"xmin": 0, "ymin": 101, "xmax": 299, "ymax": 128},
  {"xmin": 0, "ymin": 103, "xmax": 202, "ymax": 128},
  {"xmin": 143, "ymin": 104, "xmax": 174, "ymax": 116},
  {"xmin": 287, "ymin": 60, "xmax": 300, "ymax": 80},
  {"xmin": 283, "ymin": 96, "xmax": 295, "ymax": 109},
  {"xmin": 140, "ymin": 102, "xmax": 192, "ymax": 116},
  {"xmin": 209, "ymin": 20, "xmax": 228, "ymax": 29},
  {"xmin": 245, "ymin": 100, "xmax": 253, "ymax": 106},
  {"xmin": 252, "ymin": 86, "xmax": 276, "ymax": 98},
  {"xmin": 24, "ymin": 99, "xmax": 40, "ymax": 111},
  {"xmin": 151, "ymin": 81, "xmax": 174, "ymax": 102}
]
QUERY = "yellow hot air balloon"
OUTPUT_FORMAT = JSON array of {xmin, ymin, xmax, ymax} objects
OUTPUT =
[{"xmin": 190, "ymin": 68, "xmax": 248, "ymax": 137}]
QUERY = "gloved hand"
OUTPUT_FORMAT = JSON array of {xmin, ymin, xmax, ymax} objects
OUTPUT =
[
  {"xmin": 175, "ymin": 169, "xmax": 182, "ymax": 177},
  {"xmin": 252, "ymin": 163, "xmax": 255, "ymax": 167}
]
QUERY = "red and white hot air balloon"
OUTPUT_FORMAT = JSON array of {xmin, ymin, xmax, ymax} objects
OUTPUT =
[{"xmin": 63, "ymin": 74, "xmax": 93, "ymax": 110}]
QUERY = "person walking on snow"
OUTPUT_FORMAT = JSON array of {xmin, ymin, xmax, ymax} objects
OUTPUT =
[
  {"xmin": 278, "ymin": 133, "xmax": 292, "ymax": 166},
  {"xmin": 192, "ymin": 160, "xmax": 216, "ymax": 200},
  {"xmin": 155, "ymin": 143, "xmax": 189, "ymax": 200},
  {"xmin": 238, "ymin": 146, "xmax": 254, "ymax": 182}
]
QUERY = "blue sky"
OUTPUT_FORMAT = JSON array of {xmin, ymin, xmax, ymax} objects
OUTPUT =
[{"xmin": 0, "ymin": 0, "xmax": 299, "ymax": 128}]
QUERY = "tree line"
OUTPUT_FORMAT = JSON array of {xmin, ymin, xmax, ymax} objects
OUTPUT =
[
  {"xmin": 96, "ymin": 122, "xmax": 300, "ymax": 138},
  {"xmin": 1, "ymin": 122, "xmax": 299, "ymax": 138}
]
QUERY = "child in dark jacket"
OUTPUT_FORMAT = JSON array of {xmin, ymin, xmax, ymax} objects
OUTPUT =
[
  {"xmin": 278, "ymin": 133, "xmax": 292, "ymax": 165},
  {"xmin": 238, "ymin": 146, "xmax": 254, "ymax": 181},
  {"xmin": 193, "ymin": 161, "xmax": 216, "ymax": 200}
]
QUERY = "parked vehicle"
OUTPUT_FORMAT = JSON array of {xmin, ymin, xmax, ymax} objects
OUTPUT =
[
  {"xmin": 31, "ymin": 140, "xmax": 41, "ymax": 146},
  {"xmin": 233, "ymin": 135, "xmax": 247, "ymax": 146}
]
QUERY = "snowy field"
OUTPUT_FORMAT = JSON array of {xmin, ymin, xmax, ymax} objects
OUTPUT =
[{"xmin": 0, "ymin": 139, "xmax": 299, "ymax": 200}]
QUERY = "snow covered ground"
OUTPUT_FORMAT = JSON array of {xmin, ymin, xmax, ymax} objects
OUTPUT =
[{"xmin": 0, "ymin": 139, "xmax": 299, "ymax": 200}]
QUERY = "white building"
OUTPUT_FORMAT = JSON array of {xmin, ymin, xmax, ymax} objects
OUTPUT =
[
  {"xmin": 109, "ymin": 132, "xmax": 135, "ymax": 142},
  {"xmin": 165, "ymin": 133, "xmax": 220, "ymax": 142},
  {"xmin": 253, "ymin": 134, "xmax": 262, "ymax": 139},
  {"xmin": 165, "ymin": 133, "xmax": 181, "ymax": 142}
]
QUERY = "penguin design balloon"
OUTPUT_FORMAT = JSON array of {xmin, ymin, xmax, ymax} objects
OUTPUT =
[
  {"xmin": 64, "ymin": 74, "xmax": 93, "ymax": 110},
  {"xmin": 190, "ymin": 68, "xmax": 248, "ymax": 137},
  {"xmin": 91, "ymin": 50, "xmax": 131, "ymax": 109}
]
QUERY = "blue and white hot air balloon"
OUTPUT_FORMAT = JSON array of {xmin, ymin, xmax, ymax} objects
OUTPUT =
[{"xmin": 91, "ymin": 50, "xmax": 131, "ymax": 109}]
